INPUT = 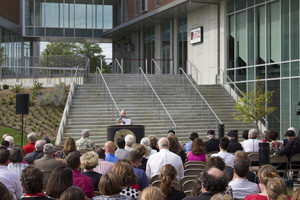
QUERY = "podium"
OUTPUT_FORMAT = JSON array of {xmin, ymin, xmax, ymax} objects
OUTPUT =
[{"xmin": 107, "ymin": 125, "xmax": 145, "ymax": 144}]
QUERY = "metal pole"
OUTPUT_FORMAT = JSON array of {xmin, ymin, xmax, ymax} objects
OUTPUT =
[{"xmin": 21, "ymin": 114, "xmax": 24, "ymax": 147}]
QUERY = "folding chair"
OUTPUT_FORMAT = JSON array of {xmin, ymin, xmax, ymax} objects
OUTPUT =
[
  {"xmin": 248, "ymin": 153, "xmax": 259, "ymax": 173},
  {"xmin": 270, "ymin": 154, "xmax": 288, "ymax": 177},
  {"xmin": 184, "ymin": 161, "xmax": 206, "ymax": 168},
  {"xmin": 290, "ymin": 153, "xmax": 300, "ymax": 181},
  {"xmin": 151, "ymin": 180, "xmax": 181, "ymax": 191},
  {"xmin": 181, "ymin": 180, "xmax": 194, "ymax": 192},
  {"xmin": 184, "ymin": 169, "xmax": 203, "ymax": 176},
  {"xmin": 180, "ymin": 175, "xmax": 197, "ymax": 186}
]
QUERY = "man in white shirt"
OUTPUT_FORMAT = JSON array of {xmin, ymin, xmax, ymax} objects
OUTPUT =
[
  {"xmin": 229, "ymin": 159, "xmax": 259, "ymax": 199},
  {"xmin": 211, "ymin": 137, "xmax": 235, "ymax": 168},
  {"xmin": 124, "ymin": 134, "xmax": 135, "ymax": 151},
  {"xmin": 0, "ymin": 149, "xmax": 23, "ymax": 200},
  {"xmin": 242, "ymin": 129, "xmax": 262, "ymax": 152},
  {"xmin": 117, "ymin": 110, "xmax": 132, "ymax": 125},
  {"xmin": 146, "ymin": 137, "xmax": 184, "ymax": 180}
]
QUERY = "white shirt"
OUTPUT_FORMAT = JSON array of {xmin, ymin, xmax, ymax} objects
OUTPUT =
[
  {"xmin": 211, "ymin": 151, "xmax": 235, "ymax": 168},
  {"xmin": 229, "ymin": 178, "xmax": 259, "ymax": 199},
  {"xmin": 146, "ymin": 149, "xmax": 157, "ymax": 159},
  {"xmin": 8, "ymin": 162, "xmax": 29, "ymax": 178},
  {"xmin": 0, "ymin": 165, "xmax": 23, "ymax": 200},
  {"xmin": 146, "ymin": 149, "xmax": 184, "ymax": 180},
  {"xmin": 242, "ymin": 139, "xmax": 262, "ymax": 152}
]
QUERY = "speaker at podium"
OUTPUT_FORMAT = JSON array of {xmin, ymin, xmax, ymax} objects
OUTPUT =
[{"xmin": 107, "ymin": 125, "xmax": 145, "ymax": 144}]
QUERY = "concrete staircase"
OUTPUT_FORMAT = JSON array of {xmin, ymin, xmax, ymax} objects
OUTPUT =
[{"xmin": 62, "ymin": 74, "xmax": 254, "ymax": 146}]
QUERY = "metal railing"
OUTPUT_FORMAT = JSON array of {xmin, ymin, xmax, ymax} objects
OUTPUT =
[
  {"xmin": 114, "ymin": 58, "xmax": 124, "ymax": 74},
  {"xmin": 96, "ymin": 67, "xmax": 121, "ymax": 119},
  {"xmin": 186, "ymin": 60, "xmax": 202, "ymax": 84},
  {"xmin": 138, "ymin": 67, "xmax": 176, "ymax": 131},
  {"xmin": 151, "ymin": 59, "xmax": 162, "ymax": 74},
  {"xmin": 55, "ymin": 66, "xmax": 81, "ymax": 145},
  {"xmin": 179, "ymin": 68, "xmax": 222, "ymax": 130},
  {"xmin": 220, "ymin": 68, "xmax": 270, "ymax": 130}
]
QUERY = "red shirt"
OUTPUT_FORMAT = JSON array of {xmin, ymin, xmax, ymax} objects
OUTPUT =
[
  {"xmin": 72, "ymin": 170, "xmax": 94, "ymax": 198},
  {"xmin": 23, "ymin": 142, "xmax": 35, "ymax": 155}
]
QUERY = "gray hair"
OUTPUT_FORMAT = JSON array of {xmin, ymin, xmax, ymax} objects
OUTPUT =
[
  {"xmin": 35, "ymin": 140, "xmax": 46, "ymax": 151},
  {"xmin": 27, "ymin": 132, "xmax": 36, "ymax": 142},
  {"xmin": 140, "ymin": 137, "xmax": 150, "ymax": 147},
  {"xmin": 249, "ymin": 129, "xmax": 258, "ymax": 139},
  {"xmin": 125, "ymin": 134, "xmax": 134, "ymax": 146},
  {"xmin": 5, "ymin": 136, "xmax": 14, "ymax": 146},
  {"xmin": 43, "ymin": 143, "xmax": 54, "ymax": 154},
  {"xmin": 158, "ymin": 137, "xmax": 169, "ymax": 149},
  {"xmin": 81, "ymin": 129, "xmax": 90, "ymax": 138}
]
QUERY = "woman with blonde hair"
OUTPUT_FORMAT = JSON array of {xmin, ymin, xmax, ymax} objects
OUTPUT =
[
  {"xmin": 159, "ymin": 164, "xmax": 185, "ymax": 200},
  {"xmin": 139, "ymin": 186, "xmax": 163, "ymax": 200},
  {"xmin": 187, "ymin": 138, "xmax": 206, "ymax": 162},
  {"xmin": 112, "ymin": 161, "xmax": 139, "ymax": 199},
  {"xmin": 267, "ymin": 177, "xmax": 288, "ymax": 200},
  {"xmin": 244, "ymin": 164, "xmax": 278, "ymax": 200}
]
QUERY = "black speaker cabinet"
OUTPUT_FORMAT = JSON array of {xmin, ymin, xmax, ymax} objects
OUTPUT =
[
  {"xmin": 107, "ymin": 125, "xmax": 145, "ymax": 144},
  {"xmin": 16, "ymin": 93, "xmax": 29, "ymax": 115}
]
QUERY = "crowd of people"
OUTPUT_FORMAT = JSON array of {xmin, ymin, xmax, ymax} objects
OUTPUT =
[{"xmin": 0, "ymin": 126, "xmax": 300, "ymax": 200}]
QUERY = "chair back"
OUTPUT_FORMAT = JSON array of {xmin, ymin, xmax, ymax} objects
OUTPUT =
[
  {"xmin": 181, "ymin": 180, "xmax": 194, "ymax": 192},
  {"xmin": 184, "ymin": 169, "xmax": 203, "ymax": 176},
  {"xmin": 180, "ymin": 175, "xmax": 197, "ymax": 186}
]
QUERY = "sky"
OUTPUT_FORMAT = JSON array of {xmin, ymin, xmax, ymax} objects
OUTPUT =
[{"xmin": 40, "ymin": 42, "xmax": 112, "ymax": 59}]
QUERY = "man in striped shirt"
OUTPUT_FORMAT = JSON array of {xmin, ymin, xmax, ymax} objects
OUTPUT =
[{"xmin": 93, "ymin": 147, "xmax": 114, "ymax": 174}]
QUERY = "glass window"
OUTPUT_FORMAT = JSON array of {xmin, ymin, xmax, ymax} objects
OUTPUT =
[
  {"xmin": 291, "ymin": 78, "xmax": 300, "ymax": 129},
  {"xmin": 248, "ymin": 67, "xmax": 255, "ymax": 80},
  {"xmin": 45, "ymin": 1, "xmax": 60, "ymax": 27},
  {"xmin": 236, "ymin": 83, "xmax": 246, "ymax": 93},
  {"xmin": 235, "ymin": 1, "xmax": 246, "ymax": 11},
  {"xmin": 291, "ymin": 62, "xmax": 300, "ymax": 77},
  {"xmin": 248, "ymin": 0, "xmax": 254, "ymax": 7},
  {"xmin": 281, "ymin": 63, "xmax": 289, "ymax": 77},
  {"xmin": 26, "ymin": 0, "xmax": 34, "ymax": 26},
  {"xmin": 125, "ymin": 0, "xmax": 128, "ymax": 21},
  {"xmin": 59, "ymin": 3, "xmax": 63, "ymax": 27},
  {"xmin": 281, "ymin": 0, "xmax": 289, "ymax": 61},
  {"xmin": 228, "ymin": 15, "xmax": 235, "ymax": 68},
  {"xmin": 136, "ymin": 0, "xmax": 138, "ymax": 16},
  {"xmin": 256, "ymin": 5, "xmax": 266, "ymax": 64},
  {"xmin": 75, "ymin": 1, "xmax": 86, "ymax": 28},
  {"xmin": 267, "ymin": 80, "xmax": 280, "ymax": 131},
  {"xmin": 255, "ymin": 0, "xmax": 265, "ymax": 4},
  {"xmin": 64, "ymin": 0, "xmax": 74, "ymax": 28},
  {"xmin": 141, "ymin": 0, "xmax": 147, "ymax": 12},
  {"xmin": 236, "ymin": 11, "xmax": 247, "ymax": 67},
  {"xmin": 236, "ymin": 68, "xmax": 246, "ymax": 81},
  {"xmin": 87, "ymin": 4, "xmax": 93, "ymax": 28},
  {"xmin": 267, "ymin": 1, "xmax": 280, "ymax": 63},
  {"xmin": 156, "ymin": 0, "xmax": 159, "ymax": 7},
  {"xmin": 267, "ymin": 64, "xmax": 280, "ymax": 79},
  {"xmin": 35, "ymin": 0, "xmax": 45, "ymax": 27},
  {"xmin": 291, "ymin": 0, "xmax": 300, "ymax": 60},
  {"xmin": 227, "ymin": 0, "xmax": 234, "ymax": 14},
  {"xmin": 94, "ymin": 3, "xmax": 103, "ymax": 29},
  {"xmin": 248, "ymin": 8, "xmax": 254, "ymax": 66},
  {"xmin": 103, "ymin": 5, "xmax": 113, "ymax": 29},
  {"xmin": 281, "ymin": 79, "xmax": 289, "ymax": 138},
  {"xmin": 256, "ymin": 65, "xmax": 265, "ymax": 79}
]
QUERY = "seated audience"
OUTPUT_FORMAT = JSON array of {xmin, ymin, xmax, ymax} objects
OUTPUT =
[
  {"xmin": 0, "ymin": 149, "xmax": 22, "ymax": 200},
  {"xmin": 139, "ymin": 186, "xmax": 164, "ymax": 200},
  {"xmin": 104, "ymin": 141, "xmax": 118, "ymax": 163},
  {"xmin": 183, "ymin": 167, "xmax": 228, "ymax": 200},
  {"xmin": 267, "ymin": 177, "xmax": 289, "ymax": 200},
  {"xmin": 125, "ymin": 134, "xmax": 135, "ymax": 151},
  {"xmin": 205, "ymin": 130, "xmax": 220, "ymax": 153},
  {"xmin": 291, "ymin": 188, "xmax": 300, "ymax": 200},
  {"xmin": 190, "ymin": 174, "xmax": 202, "ymax": 197},
  {"xmin": 0, "ymin": 140, "xmax": 9, "ymax": 149},
  {"xmin": 211, "ymin": 193, "xmax": 233, "ymax": 200},
  {"xmin": 184, "ymin": 132, "xmax": 199, "ymax": 152},
  {"xmin": 211, "ymin": 137, "xmax": 234, "ymax": 168},
  {"xmin": 223, "ymin": 150, "xmax": 259, "ymax": 184},
  {"xmin": 23, "ymin": 132, "xmax": 36, "ymax": 155},
  {"xmin": 242, "ymin": 129, "xmax": 262, "ymax": 152},
  {"xmin": 205, "ymin": 156, "xmax": 225, "ymax": 171},
  {"xmin": 42, "ymin": 137, "xmax": 51, "ymax": 144},
  {"xmin": 277, "ymin": 129, "xmax": 300, "ymax": 157},
  {"xmin": 93, "ymin": 147, "xmax": 114, "ymax": 174},
  {"xmin": 140, "ymin": 137, "xmax": 157, "ymax": 159},
  {"xmin": 25, "ymin": 139, "xmax": 46, "ymax": 164},
  {"xmin": 168, "ymin": 135, "xmax": 186, "ymax": 164},
  {"xmin": 55, "ymin": 137, "xmax": 77, "ymax": 159},
  {"xmin": 93, "ymin": 171, "xmax": 133, "ymax": 200},
  {"xmin": 8, "ymin": 146, "xmax": 29, "ymax": 178},
  {"xmin": 81, "ymin": 151, "xmax": 102, "ymax": 191},
  {"xmin": 112, "ymin": 161, "xmax": 139, "ymax": 199},
  {"xmin": 268, "ymin": 130, "xmax": 283, "ymax": 152},
  {"xmin": 128, "ymin": 150, "xmax": 149, "ymax": 191},
  {"xmin": 229, "ymin": 160, "xmax": 259, "ymax": 199},
  {"xmin": 45, "ymin": 166, "xmax": 73, "ymax": 199},
  {"xmin": 244, "ymin": 164, "xmax": 278, "ymax": 200},
  {"xmin": 135, "ymin": 144, "xmax": 149, "ymax": 171},
  {"xmin": 76, "ymin": 129, "xmax": 95, "ymax": 150},
  {"xmin": 187, "ymin": 138, "xmax": 206, "ymax": 162},
  {"xmin": 0, "ymin": 181, "xmax": 14, "ymax": 200},
  {"xmin": 2, "ymin": 133, "xmax": 9, "ymax": 140},
  {"xmin": 148, "ymin": 135, "xmax": 159, "ymax": 152},
  {"xmin": 146, "ymin": 137, "xmax": 184, "ymax": 180},
  {"xmin": 20, "ymin": 166, "xmax": 55, "ymax": 200},
  {"xmin": 227, "ymin": 131, "xmax": 243, "ymax": 153},
  {"xmin": 159, "ymin": 164, "xmax": 186, "ymax": 200},
  {"xmin": 115, "ymin": 137, "xmax": 130, "ymax": 160},
  {"xmin": 66, "ymin": 151, "xmax": 93, "ymax": 198},
  {"xmin": 34, "ymin": 143, "xmax": 62, "ymax": 186},
  {"xmin": 5, "ymin": 136, "xmax": 14, "ymax": 150},
  {"xmin": 60, "ymin": 186, "xmax": 86, "ymax": 200}
]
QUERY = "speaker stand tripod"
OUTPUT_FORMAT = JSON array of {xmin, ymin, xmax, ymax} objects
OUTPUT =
[{"xmin": 21, "ymin": 114, "xmax": 24, "ymax": 147}]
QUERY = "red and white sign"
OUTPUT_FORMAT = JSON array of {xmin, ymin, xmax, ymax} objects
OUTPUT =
[{"xmin": 190, "ymin": 27, "xmax": 203, "ymax": 44}]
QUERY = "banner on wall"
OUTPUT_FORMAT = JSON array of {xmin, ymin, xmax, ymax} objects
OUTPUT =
[{"xmin": 190, "ymin": 27, "xmax": 203, "ymax": 44}]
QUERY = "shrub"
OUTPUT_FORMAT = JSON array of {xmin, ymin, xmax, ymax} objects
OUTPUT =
[
  {"xmin": 0, "ymin": 98, "xmax": 5, "ymax": 106},
  {"xmin": 36, "ymin": 84, "xmax": 67, "ymax": 107},
  {"xmin": 2, "ymin": 84, "xmax": 9, "ymax": 90},
  {"xmin": 31, "ymin": 81, "xmax": 43, "ymax": 91},
  {"xmin": 11, "ymin": 84, "xmax": 23, "ymax": 93},
  {"xmin": 8, "ymin": 96, "xmax": 14, "ymax": 105}
]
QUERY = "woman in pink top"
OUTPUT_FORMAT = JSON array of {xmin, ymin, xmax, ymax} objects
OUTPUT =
[{"xmin": 187, "ymin": 138, "xmax": 206, "ymax": 162}]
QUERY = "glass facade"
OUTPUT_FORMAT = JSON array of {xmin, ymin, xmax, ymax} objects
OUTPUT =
[
  {"xmin": 25, "ymin": 0, "xmax": 120, "ymax": 38},
  {"xmin": 226, "ymin": 0, "xmax": 300, "ymax": 137}
]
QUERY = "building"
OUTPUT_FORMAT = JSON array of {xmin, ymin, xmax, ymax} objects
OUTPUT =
[{"xmin": 0, "ymin": 0, "xmax": 299, "ymax": 137}]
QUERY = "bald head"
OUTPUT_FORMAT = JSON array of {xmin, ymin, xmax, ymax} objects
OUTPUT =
[
  {"xmin": 158, "ymin": 137, "xmax": 170, "ymax": 149},
  {"xmin": 200, "ymin": 167, "xmax": 228, "ymax": 193},
  {"xmin": 208, "ymin": 167, "xmax": 223, "ymax": 178},
  {"xmin": 104, "ymin": 141, "xmax": 116, "ymax": 154}
]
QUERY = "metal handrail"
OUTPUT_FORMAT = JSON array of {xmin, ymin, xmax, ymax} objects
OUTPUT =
[
  {"xmin": 138, "ymin": 67, "xmax": 176, "ymax": 131},
  {"xmin": 187, "ymin": 59, "xmax": 202, "ymax": 84},
  {"xmin": 55, "ymin": 66, "xmax": 80, "ymax": 145},
  {"xmin": 96, "ymin": 67, "xmax": 121, "ymax": 119},
  {"xmin": 220, "ymin": 68, "xmax": 269, "ymax": 130},
  {"xmin": 179, "ymin": 68, "xmax": 222, "ymax": 128},
  {"xmin": 114, "ymin": 58, "xmax": 123, "ymax": 74},
  {"xmin": 151, "ymin": 59, "xmax": 162, "ymax": 74}
]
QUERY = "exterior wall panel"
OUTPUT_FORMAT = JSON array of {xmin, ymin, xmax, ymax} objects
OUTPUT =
[{"xmin": 0, "ymin": 0, "xmax": 20, "ymax": 24}]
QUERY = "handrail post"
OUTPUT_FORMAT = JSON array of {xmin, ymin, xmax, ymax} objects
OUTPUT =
[
  {"xmin": 121, "ymin": 58, "xmax": 123, "ymax": 74},
  {"xmin": 100, "ymin": 57, "xmax": 103, "ymax": 72},
  {"xmin": 145, "ymin": 59, "xmax": 148, "ymax": 74}
]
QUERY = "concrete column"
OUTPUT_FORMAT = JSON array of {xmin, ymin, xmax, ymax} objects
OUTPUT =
[
  {"xmin": 173, "ymin": 18, "xmax": 178, "ymax": 74},
  {"xmin": 155, "ymin": 23, "xmax": 161, "ymax": 74}
]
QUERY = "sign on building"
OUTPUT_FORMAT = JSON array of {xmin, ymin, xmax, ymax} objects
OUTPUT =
[{"xmin": 190, "ymin": 27, "xmax": 203, "ymax": 44}]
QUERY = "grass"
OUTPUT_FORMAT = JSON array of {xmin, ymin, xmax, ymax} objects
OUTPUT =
[{"xmin": 0, "ymin": 125, "xmax": 29, "ymax": 146}]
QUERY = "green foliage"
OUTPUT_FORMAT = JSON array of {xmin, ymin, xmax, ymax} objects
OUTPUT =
[
  {"xmin": 0, "ymin": 125, "xmax": 28, "ymax": 146},
  {"xmin": 2, "ymin": 84, "xmax": 9, "ymax": 90},
  {"xmin": 0, "ymin": 98, "xmax": 5, "ymax": 106},
  {"xmin": 31, "ymin": 81, "xmax": 43, "ymax": 98},
  {"xmin": 0, "ymin": 46, "xmax": 5, "ymax": 65},
  {"xmin": 234, "ymin": 81, "xmax": 276, "ymax": 133},
  {"xmin": 7, "ymin": 96, "xmax": 14, "ymax": 105},
  {"xmin": 11, "ymin": 84, "xmax": 23, "ymax": 93},
  {"xmin": 36, "ymin": 84, "xmax": 67, "ymax": 107}
]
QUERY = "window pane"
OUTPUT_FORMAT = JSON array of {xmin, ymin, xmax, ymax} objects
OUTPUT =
[
  {"xmin": 65, "ymin": 0, "xmax": 74, "ymax": 28},
  {"xmin": 255, "ymin": 0, "xmax": 265, "ymax": 4},
  {"xmin": 248, "ymin": 67, "xmax": 254, "ymax": 80},
  {"xmin": 267, "ymin": 1, "xmax": 280, "ymax": 63},
  {"xmin": 235, "ymin": 0, "xmax": 246, "ymax": 11},
  {"xmin": 236, "ymin": 68, "xmax": 246, "ymax": 81},
  {"xmin": 291, "ymin": 0, "xmax": 300, "ymax": 59},
  {"xmin": 227, "ymin": 0, "xmax": 234, "ymax": 13},
  {"xmin": 248, "ymin": 8, "xmax": 254, "ymax": 65},
  {"xmin": 291, "ymin": 78, "xmax": 300, "ymax": 129},
  {"xmin": 26, "ymin": 0, "xmax": 34, "ymax": 26},
  {"xmin": 228, "ymin": 15, "xmax": 235, "ymax": 68},
  {"xmin": 45, "ymin": 1, "xmax": 60, "ymax": 27},
  {"xmin": 236, "ymin": 11, "xmax": 247, "ymax": 67},
  {"xmin": 35, "ymin": 0, "xmax": 44, "ymax": 27},
  {"xmin": 281, "ymin": 0, "xmax": 289, "ymax": 61},
  {"xmin": 281, "ymin": 79, "xmax": 289, "ymax": 139},
  {"xmin": 267, "ymin": 64, "xmax": 280, "ymax": 78},
  {"xmin": 281, "ymin": 63, "xmax": 289, "ymax": 77},
  {"xmin": 256, "ymin": 65, "xmax": 265, "ymax": 79},
  {"xmin": 75, "ymin": 2, "xmax": 86, "ymax": 28},
  {"xmin": 267, "ymin": 80, "xmax": 280, "ymax": 131},
  {"xmin": 291, "ymin": 62, "xmax": 300, "ymax": 77},
  {"xmin": 256, "ymin": 5, "xmax": 266, "ymax": 64},
  {"xmin": 104, "ymin": 5, "xmax": 113, "ymax": 29},
  {"xmin": 248, "ymin": 0, "xmax": 254, "ymax": 7},
  {"xmin": 95, "ymin": 4, "xmax": 103, "ymax": 29}
]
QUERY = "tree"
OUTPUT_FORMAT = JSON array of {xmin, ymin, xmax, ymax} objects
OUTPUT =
[
  {"xmin": 0, "ymin": 46, "xmax": 5, "ymax": 65},
  {"xmin": 233, "ymin": 81, "xmax": 276, "ymax": 133}
]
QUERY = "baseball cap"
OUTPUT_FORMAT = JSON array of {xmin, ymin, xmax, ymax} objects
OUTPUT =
[{"xmin": 207, "ymin": 130, "xmax": 215, "ymax": 135}]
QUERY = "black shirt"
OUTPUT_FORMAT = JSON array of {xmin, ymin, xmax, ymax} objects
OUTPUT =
[
  {"xmin": 227, "ymin": 140, "xmax": 243, "ymax": 153},
  {"xmin": 82, "ymin": 171, "xmax": 102, "ymax": 191},
  {"xmin": 183, "ymin": 192, "xmax": 214, "ymax": 200},
  {"xmin": 205, "ymin": 138, "xmax": 220, "ymax": 153},
  {"xmin": 165, "ymin": 187, "xmax": 186, "ymax": 200}
]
